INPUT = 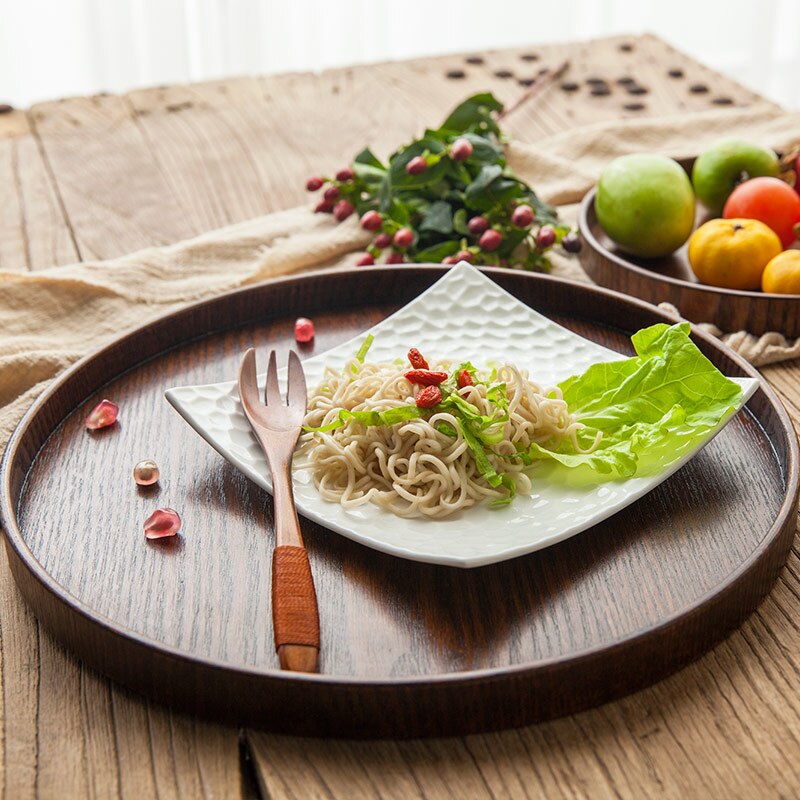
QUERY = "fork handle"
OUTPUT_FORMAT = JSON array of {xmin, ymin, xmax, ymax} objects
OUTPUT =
[{"xmin": 272, "ymin": 545, "xmax": 320, "ymax": 672}]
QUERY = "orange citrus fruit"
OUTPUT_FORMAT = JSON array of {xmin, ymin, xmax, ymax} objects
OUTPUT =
[
  {"xmin": 761, "ymin": 250, "xmax": 800, "ymax": 294},
  {"xmin": 687, "ymin": 218, "xmax": 782, "ymax": 290}
]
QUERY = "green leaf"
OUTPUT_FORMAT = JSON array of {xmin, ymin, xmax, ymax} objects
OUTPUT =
[
  {"xmin": 438, "ymin": 93, "xmax": 504, "ymax": 136},
  {"xmin": 389, "ymin": 137, "xmax": 448, "ymax": 189},
  {"xmin": 303, "ymin": 404, "xmax": 424, "ymax": 434},
  {"xmin": 527, "ymin": 323, "xmax": 743, "ymax": 481},
  {"xmin": 354, "ymin": 148, "xmax": 386, "ymax": 169},
  {"xmin": 419, "ymin": 201, "xmax": 454, "ymax": 235},
  {"xmin": 465, "ymin": 164, "xmax": 503, "ymax": 197},
  {"xmin": 453, "ymin": 208, "xmax": 470, "ymax": 236},
  {"xmin": 412, "ymin": 240, "xmax": 459, "ymax": 263},
  {"xmin": 460, "ymin": 132, "xmax": 505, "ymax": 165}
]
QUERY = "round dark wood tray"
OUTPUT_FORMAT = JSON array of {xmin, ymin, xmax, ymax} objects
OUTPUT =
[
  {"xmin": 578, "ymin": 183, "xmax": 800, "ymax": 336},
  {"xmin": 1, "ymin": 267, "xmax": 797, "ymax": 738}
]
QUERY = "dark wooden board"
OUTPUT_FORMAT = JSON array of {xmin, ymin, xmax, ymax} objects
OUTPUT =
[
  {"xmin": 1, "ymin": 267, "xmax": 797, "ymax": 738},
  {"xmin": 578, "ymin": 179, "xmax": 800, "ymax": 336}
]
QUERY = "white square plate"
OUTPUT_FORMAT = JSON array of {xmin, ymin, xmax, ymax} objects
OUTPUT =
[{"xmin": 165, "ymin": 264, "xmax": 757, "ymax": 568}]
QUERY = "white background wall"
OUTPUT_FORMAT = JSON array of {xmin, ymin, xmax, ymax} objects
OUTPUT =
[{"xmin": 1, "ymin": 0, "xmax": 798, "ymax": 109}]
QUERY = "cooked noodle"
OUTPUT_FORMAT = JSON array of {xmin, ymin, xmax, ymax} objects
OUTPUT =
[{"xmin": 298, "ymin": 354, "xmax": 598, "ymax": 519}]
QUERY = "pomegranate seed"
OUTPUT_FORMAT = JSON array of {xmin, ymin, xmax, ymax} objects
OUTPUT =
[
  {"xmin": 393, "ymin": 228, "xmax": 414, "ymax": 248},
  {"xmin": 457, "ymin": 369, "xmax": 474, "ymax": 389},
  {"xmin": 408, "ymin": 348, "xmax": 429, "ymax": 369},
  {"xmin": 355, "ymin": 253, "xmax": 375, "ymax": 266},
  {"xmin": 133, "ymin": 459, "xmax": 160, "ymax": 486},
  {"xmin": 294, "ymin": 317, "xmax": 315, "ymax": 342},
  {"xmin": 450, "ymin": 138, "xmax": 474, "ymax": 161},
  {"xmin": 333, "ymin": 199, "xmax": 355, "ymax": 221},
  {"xmin": 416, "ymin": 385, "xmax": 443, "ymax": 408},
  {"xmin": 144, "ymin": 507, "xmax": 181, "ymax": 540},
  {"xmin": 479, "ymin": 229, "xmax": 502, "ymax": 251},
  {"xmin": 511, "ymin": 205, "xmax": 534, "ymax": 228},
  {"xmin": 85, "ymin": 399, "xmax": 119, "ymax": 430},
  {"xmin": 374, "ymin": 232, "xmax": 392, "ymax": 249},
  {"xmin": 406, "ymin": 156, "xmax": 427, "ymax": 175},
  {"xmin": 360, "ymin": 210, "xmax": 382, "ymax": 231},
  {"xmin": 386, "ymin": 251, "xmax": 405, "ymax": 264},
  {"xmin": 323, "ymin": 185, "xmax": 340, "ymax": 202},
  {"xmin": 562, "ymin": 232, "xmax": 582, "ymax": 253},
  {"xmin": 405, "ymin": 369, "xmax": 448, "ymax": 386},
  {"xmin": 456, "ymin": 250, "xmax": 473, "ymax": 263},
  {"xmin": 442, "ymin": 255, "xmax": 458, "ymax": 264},
  {"xmin": 336, "ymin": 168, "xmax": 354, "ymax": 182},
  {"xmin": 314, "ymin": 199, "xmax": 333, "ymax": 213},
  {"xmin": 537, "ymin": 225, "xmax": 556, "ymax": 248},
  {"xmin": 306, "ymin": 176, "xmax": 323, "ymax": 191},
  {"xmin": 467, "ymin": 216, "xmax": 489, "ymax": 235}
]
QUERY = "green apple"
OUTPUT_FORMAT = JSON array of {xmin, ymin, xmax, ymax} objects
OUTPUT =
[
  {"xmin": 692, "ymin": 138, "xmax": 779, "ymax": 215},
  {"xmin": 595, "ymin": 154, "xmax": 695, "ymax": 258}
]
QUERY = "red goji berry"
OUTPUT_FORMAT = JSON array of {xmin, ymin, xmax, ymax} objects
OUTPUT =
[
  {"xmin": 405, "ymin": 369, "xmax": 448, "ymax": 386},
  {"xmin": 457, "ymin": 369, "xmax": 474, "ymax": 388},
  {"xmin": 407, "ymin": 348, "xmax": 429, "ymax": 370},
  {"xmin": 416, "ymin": 385, "xmax": 442, "ymax": 408}
]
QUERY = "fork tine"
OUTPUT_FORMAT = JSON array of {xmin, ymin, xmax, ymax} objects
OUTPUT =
[
  {"xmin": 287, "ymin": 350, "xmax": 308, "ymax": 411},
  {"xmin": 265, "ymin": 350, "xmax": 280, "ymax": 405},
  {"xmin": 238, "ymin": 348, "xmax": 259, "ymax": 412}
]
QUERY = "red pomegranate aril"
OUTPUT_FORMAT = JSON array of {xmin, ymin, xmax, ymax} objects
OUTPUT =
[
  {"xmin": 537, "ymin": 225, "xmax": 556, "ymax": 248},
  {"xmin": 405, "ymin": 369, "xmax": 448, "ymax": 386},
  {"xmin": 467, "ymin": 215, "xmax": 489, "ymax": 235},
  {"xmin": 386, "ymin": 251, "xmax": 404, "ymax": 264},
  {"xmin": 456, "ymin": 250, "xmax": 473, "ymax": 263},
  {"xmin": 393, "ymin": 228, "xmax": 414, "ymax": 248},
  {"xmin": 511, "ymin": 204, "xmax": 534, "ymax": 228},
  {"xmin": 133, "ymin": 459, "xmax": 160, "ymax": 486},
  {"xmin": 323, "ymin": 185, "xmax": 340, "ymax": 202},
  {"xmin": 85, "ymin": 398, "xmax": 119, "ymax": 430},
  {"xmin": 333, "ymin": 199, "xmax": 355, "ymax": 221},
  {"xmin": 314, "ymin": 199, "xmax": 333, "ymax": 213},
  {"xmin": 407, "ymin": 348, "xmax": 429, "ymax": 369},
  {"xmin": 335, "ymin": 168, "xmax": 354, "ymax": 182},
  {"xmin": 406, "ymin": 156, "xmax": 427, "ymax": 175},
  {"xmin": 374, "ymin": 232, "xmax": 392, "ymax": 249},
  {"xmin": 451, "ymin": 138, "xmax": 474, "ymax": 161},
  {"xmin": 479, "ymin": 229, "xmax": 502, "ymax": 251},
  {"xmin": 416, "ymin": 385, "xmax": 443, "ymax": 408},
  {"xmin": 294, "ymin": 317, "xmax": 315, "ymax": 343},
  {"xmin": 457, "ymin": 369, "xmax": 474, "ymax": 388},
  {"xmin": 355, "ymin": 253, "xmax": 375, "ymax": 266},
  {"xmin": 144, "ymin": 508, "xmax": 181, "ymax": 540},
  {"xmin": 360, "ymin": 210, "xmax": 382, "ymax": 231},
  {"xmin": 305, "ymin": 176, "xmax": 323, "ymax": 191}
]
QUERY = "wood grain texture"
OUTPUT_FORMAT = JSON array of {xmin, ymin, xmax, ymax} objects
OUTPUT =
[
  {"xmin": 2, "ymin": 267, "xmax": 796, "ymax": 743},
  {"xmin": 0, "ymin": 32, "xmax": 796, "ymax": 799}
]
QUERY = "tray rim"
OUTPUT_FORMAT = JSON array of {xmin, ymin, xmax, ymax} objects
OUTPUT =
[{"xmin": 1, "ymin": 266, "xmax": 798, "ymax": 734}]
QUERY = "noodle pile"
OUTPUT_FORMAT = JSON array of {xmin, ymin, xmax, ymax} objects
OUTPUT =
[{"xmin": 298, "ymin": 351, "xmax": 596, "ymax": 519}]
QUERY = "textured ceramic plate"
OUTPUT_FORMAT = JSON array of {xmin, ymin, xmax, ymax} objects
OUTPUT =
[{"xmin": 166, "ymin": 264, "xmax": 758, "ymax": 568}]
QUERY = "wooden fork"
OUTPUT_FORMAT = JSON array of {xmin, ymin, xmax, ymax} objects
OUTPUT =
[{"xmin": 238, "ymin": 348, "xmax": 320, "ymax": 673}]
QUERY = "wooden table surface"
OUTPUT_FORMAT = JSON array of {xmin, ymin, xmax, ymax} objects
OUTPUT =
[{"xmin": 1, "ymin": 33, "xmax": 799, "ymax": 799}]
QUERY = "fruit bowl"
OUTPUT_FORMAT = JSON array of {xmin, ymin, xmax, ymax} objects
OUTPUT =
[{"xmin": 578, "ymin": 162, "xmax": 800, "ymax": 337}]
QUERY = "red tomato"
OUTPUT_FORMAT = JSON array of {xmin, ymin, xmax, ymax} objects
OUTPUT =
[{"xmin": 723, "ymin": 177, "xmax": 800, "ymax": 247}]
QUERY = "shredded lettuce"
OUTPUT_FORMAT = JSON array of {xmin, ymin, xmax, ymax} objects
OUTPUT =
[
  {"xmin": 303, "ymin": 404, "xmax": 423, "ymax": 433},
  {"xmin": 356, "ymin": 334, "xmax": 374, "ymax": 363}
]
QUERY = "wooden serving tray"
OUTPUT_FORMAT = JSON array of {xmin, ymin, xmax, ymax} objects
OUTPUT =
[
  {"xmin": 1, "ymin": 267, "xmax": 797, "ymax": 738},
  {"xmin": 578, "ymin": 181, "xmax": 800, "ymax": 337}
]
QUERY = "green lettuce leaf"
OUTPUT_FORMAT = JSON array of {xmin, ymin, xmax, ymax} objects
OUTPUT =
[
  {"xmin": 303, "ymin": 404, "xmax": 424, "ymax": 434},
  {"xmin": 527, "ymin": 323, "xmax": 743, "ymax": 480}
]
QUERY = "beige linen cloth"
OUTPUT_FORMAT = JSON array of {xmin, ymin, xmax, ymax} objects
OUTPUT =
[{"xmin": 2, "ymin": 107, "xmax": 800, "ymax": 450}]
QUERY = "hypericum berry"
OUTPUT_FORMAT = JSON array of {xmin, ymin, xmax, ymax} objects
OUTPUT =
[
  {"xmin": 334, "ymin": 199, "xmax": 355, "ymax": 221},
  {"xmin": 562, "ymin": 231, "xmax": 582, "ymax": 253},
  {"xmin": 467, "ymin": 215, "xmax": 489, "ymax": 235},
  {"xmin": 85, "ymin": 398, "xmax": 119, "ymax": 430},
  {"xmin": 393, "ymin": 228, "xmax": 414, "ymax": 248},
  {"xmin": 405, "ymin": 369, "xmax": 448, "ymax": 386},
  {"xmin": 373, "ymin": 232, "xmax": 392, "ymax": 249},
  {"xmin": 511, "ymin": 205, "xmax": 535, "ymax": 228},
  {"xmin": 306, "ymin": 176, "xmax": 323, "ymax": 191},
  {"xmin": 294, "ymin": 317, "xmax": 315, "ymax": 342},
  {"xmin": 457, "ymin": 369, "xmax": 474, "ymax": 389},
  {"xmin": 479, "ymin": 229, "xmax": 502, "ymax": 251},
  {"xmin": 408, "ymin": 348, "xmax": 429, "ymax": 369},
  {"xmin": 355, "ymin": 253, "xmax": 375, "ymax": 266},
  {"xmin": 386, "ymin": 250, "xmax": 405, "ymax": 264},
  {"xmin": 144, "ymin": 508, "xmax": 181, "ymax": 540},
  {"xmin": 406, "ymin": 156, "xmax": 427, "ymax": 175},
  {"xmin": 442, "ymin": 255, "xmax": 459, "ymax": 264},
  {"xmin": 451, "ymin": 138, "xmax": 474, "ymax": 161},
  {"xmin": 456, "ymin": 250, "xmax": 473, "ymax": 263},
  {"xmin": 323, "ymin": 185, "xmax": 340, "ymax": 202},
  {"xmin": 335, "ymin": 168, "xmax": 354, "ymax": 182},
  {"xmin": 360, "ymin": 210, "xmax": 382, "ymax": 231},
  {"xmin": 314, "ymin": 199, "xmax": 334, "ymax": 213},
  {"xmin": 416, "ymin": 385, "xmax": 443, "ymax": 408},
  {"xmin": 536, "ymin": 225, "xmax": 556, "ymax": 248}
]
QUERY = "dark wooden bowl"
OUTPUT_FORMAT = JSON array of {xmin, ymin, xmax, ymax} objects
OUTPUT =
[
  {"xmin": 1, "ymin": 266, "xmax": 797, "ymax": 738},
  {"xmin": 578, "ymin": 184, "xmax": 800, "ymax": 336}
]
